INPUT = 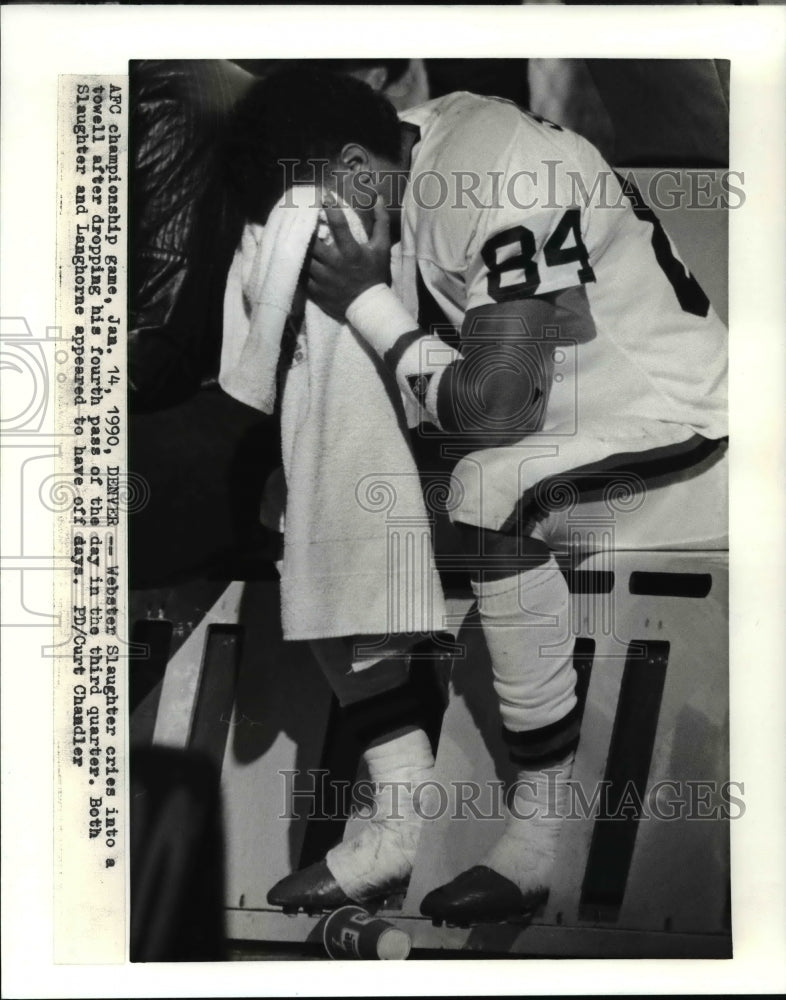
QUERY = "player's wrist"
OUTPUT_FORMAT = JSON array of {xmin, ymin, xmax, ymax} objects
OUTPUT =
[{"xmin": 345, "ymin": 283, "xmax": 421, "ymax": 358}]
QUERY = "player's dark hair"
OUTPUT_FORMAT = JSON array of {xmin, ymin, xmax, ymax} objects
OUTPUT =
[
  {"xmin": 233, "ymin": 58, "xmax": 410, "ymax": 87},
  {"xmin": 224, "ymin": 67, "xmax": 402, "ymax": 224},
  {"xmin": 308, "ymin": 58, "xmax": 410, "ymax": 85}
]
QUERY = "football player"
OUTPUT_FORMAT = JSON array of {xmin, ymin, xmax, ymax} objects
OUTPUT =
[{"xmin": 227, "ymin": 68, "xmax": 728, "ymax": 925}]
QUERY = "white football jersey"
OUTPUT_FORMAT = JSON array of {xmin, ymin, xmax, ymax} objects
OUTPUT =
[{"xmin": 395, "ymin": 92, "xmax": 728, "ymax": 453}]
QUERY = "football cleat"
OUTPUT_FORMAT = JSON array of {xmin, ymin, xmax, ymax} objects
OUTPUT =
[
  {"xmin": 419, "ymin": 866, "xmax": 547, "ymax": 927},
  {"xmin": 266, "ymin": 859, "xmax": 352, "ymax": 914}
]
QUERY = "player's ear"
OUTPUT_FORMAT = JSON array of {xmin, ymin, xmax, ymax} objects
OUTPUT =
[{"xmin": 339, "ymin": 142, "xmax": 372, "ymax": 174}]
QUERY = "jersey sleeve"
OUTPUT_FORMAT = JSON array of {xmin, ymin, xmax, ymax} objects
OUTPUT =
[{"xmin": 461, "ymin": 119, "xmax": 600, "ymax": 313}]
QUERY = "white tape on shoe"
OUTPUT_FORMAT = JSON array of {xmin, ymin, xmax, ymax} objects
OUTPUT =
[
  {"xmin": 481, "ymin": 751, "xmax": 575, "ymax": 895},
  {"xmin": 325, "ymin": 729, "xmax": 435, "ymax": 902}
]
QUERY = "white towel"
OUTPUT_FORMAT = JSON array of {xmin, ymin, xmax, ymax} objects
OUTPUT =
[{"xmin": 220, "ymin": 185, "xmax": 447, "ymax": 642}]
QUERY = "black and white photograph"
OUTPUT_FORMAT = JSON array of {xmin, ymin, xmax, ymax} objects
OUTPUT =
[
  {"xmin": 127, "ymin": 54, "xmax": 732, "ymax": 961},
  {"xmin": 1, "ymin": 4, "xmax": 785, "ymax": 996}
]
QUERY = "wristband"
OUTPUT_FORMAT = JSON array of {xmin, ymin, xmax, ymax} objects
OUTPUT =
[
  {"xmin": 396, "ymin": 337, "xmax": 458, "ymax": 429},
  {"xmin": 347, "ymin": 282, "xmax": 462, "ymax": 429},
  {"xmin": 345, "ymin": 283, "xmax": 421, "ymax": 358}
]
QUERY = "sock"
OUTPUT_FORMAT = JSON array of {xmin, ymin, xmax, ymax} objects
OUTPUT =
[
  {"xmin": 471, "ymin": 552, "xmax": 577, "ymax": 732},
  {"xmin": 340, "ymin": 662, "xmax": 446, "ymax": 754}
]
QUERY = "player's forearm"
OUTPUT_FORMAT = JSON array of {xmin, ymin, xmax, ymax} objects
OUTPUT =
[
  {"xmin": 346, "ymin": 284, "xmax": 549, "ymax": 443},
  {"xmin": 345, "ymin": 283, "xmax": 459, "ymax": 428}
]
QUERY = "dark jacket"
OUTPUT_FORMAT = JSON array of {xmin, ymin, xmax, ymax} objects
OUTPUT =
[{"xmin": 129, "ymin": 60, "xmax": 254, "ymax": 412}]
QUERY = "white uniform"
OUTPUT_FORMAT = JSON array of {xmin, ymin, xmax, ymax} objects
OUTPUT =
[{"xmin": 394, "ymin": 93, "xmax": 728, "ymax": 530}]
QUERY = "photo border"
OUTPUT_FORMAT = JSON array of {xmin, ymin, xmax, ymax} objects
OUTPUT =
[{"xmin": 2, "ymin": 4, "xmax": 785, "ymax": 996}]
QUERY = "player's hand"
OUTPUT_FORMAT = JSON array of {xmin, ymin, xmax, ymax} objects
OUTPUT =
[{"xmin": 306, "ymin": 195, "xmax": 391, "ymax": 322}]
